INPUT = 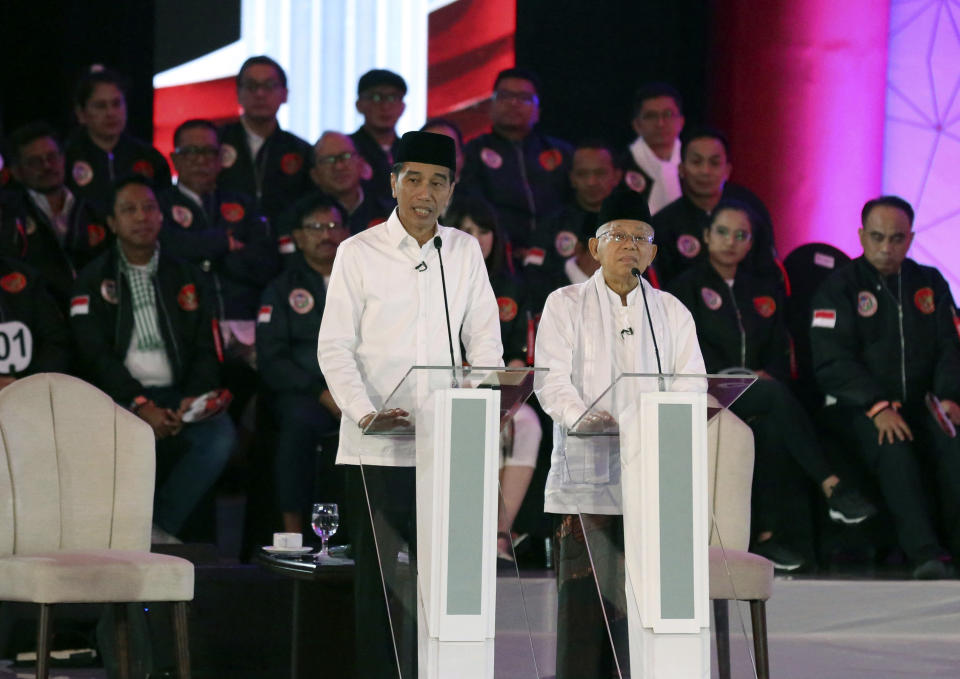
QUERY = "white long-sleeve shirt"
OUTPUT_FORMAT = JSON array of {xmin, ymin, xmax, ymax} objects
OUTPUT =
[
  {"xmin": 535, "ymin": 271, "xmax": 705, "ymax": 513},
  {"xmin": 317, "ymin": 209, "xmax": 503, "ymax": 466}
]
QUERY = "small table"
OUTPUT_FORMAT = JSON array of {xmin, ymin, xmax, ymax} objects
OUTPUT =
[{"xmin": 254, "ymin": 551, "xmax": 355, "ymax": 678}]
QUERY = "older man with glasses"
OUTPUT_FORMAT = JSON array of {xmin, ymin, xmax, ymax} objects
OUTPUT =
[
  {"xmin": 534, "ymin": 188, "xmax": 706, "ymax": 678},
  {"xmin": 217, "ymin": 55, "xmax": 313, "ymax": 223}
]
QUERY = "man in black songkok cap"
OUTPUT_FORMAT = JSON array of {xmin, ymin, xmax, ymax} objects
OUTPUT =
[{"xmin": 318, "ymin": 129, "xmax": 502, "ymax": 678}]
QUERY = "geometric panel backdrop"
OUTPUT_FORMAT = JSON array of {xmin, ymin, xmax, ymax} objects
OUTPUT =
[{"xmin": 884, "ymin": 0, "xmax": 960, "ymax": 299}]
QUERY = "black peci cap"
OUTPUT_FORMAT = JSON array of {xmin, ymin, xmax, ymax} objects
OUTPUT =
[
  {"xmin": 597, "ymin": 188, "xmax": 652, "ymax": 230},
  {"xmin": 395, "ymin": 131, "xmax": 456, "ymax": 176}
]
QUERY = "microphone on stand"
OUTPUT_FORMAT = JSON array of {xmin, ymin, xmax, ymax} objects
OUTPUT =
[
  {"xmin": 434, "ymin": 236, "xmax": 458, "ymax": 386},
  {"xmin": 632, "ymin": 267, "xmax": 664, "ymax": 391}
]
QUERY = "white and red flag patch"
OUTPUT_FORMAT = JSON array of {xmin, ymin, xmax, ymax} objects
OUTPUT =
[
  {"xmin": 70, "ymin": 295, "xmax": 90, "ymax": 316},
  {"xmin": 811, "ymin": 309, "xmax": 836, "ymax": 328}
]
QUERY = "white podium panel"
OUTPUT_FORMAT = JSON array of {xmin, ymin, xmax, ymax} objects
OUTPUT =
[
  {"xmin": 417, "ymin": 388, "xmax": 500, "ymax": 679},
  {"xmin": 621, "ymin": 391, "xmax": 710, "ymax": 678}
]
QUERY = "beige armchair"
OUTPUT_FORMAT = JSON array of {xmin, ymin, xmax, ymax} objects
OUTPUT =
[
  {"xmin": 707, "ymin": 408, "xmax": 774, "ymax": 679},
  {"xmin": 0, "ymin": 373, "xmax": 194, "ymax": 678}
]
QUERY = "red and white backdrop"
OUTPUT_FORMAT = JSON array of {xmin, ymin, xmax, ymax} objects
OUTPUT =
[{"xmin": 154, "ymin": 0, "xmax": 959, "ymax": 295}]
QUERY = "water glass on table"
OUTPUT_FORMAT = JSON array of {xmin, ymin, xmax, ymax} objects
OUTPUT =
[{"xmin": 311, "ymin": 502, "xmax": 339, "ymax": 560}]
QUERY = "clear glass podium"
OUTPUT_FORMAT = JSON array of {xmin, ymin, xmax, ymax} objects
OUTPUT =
[
  {"xmin": 359, "ymin": 366, "xmax": 545, "ymax": 679},
  {"xmin": 557, "ymin": 373, "xmax": 758, "ymax": 679},
  {"xmin": 358, "ymin": 368, "xmax": 761, "ymax": 679}
]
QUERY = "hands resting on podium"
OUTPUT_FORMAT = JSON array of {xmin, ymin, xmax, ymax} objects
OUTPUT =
[
  {"xmin": 572, "ymin": 410, "xmax": 616, "ymax": 433},
  {"xmin": 358, "ymin": 408, "xmax": 412, "ymax": 432}
]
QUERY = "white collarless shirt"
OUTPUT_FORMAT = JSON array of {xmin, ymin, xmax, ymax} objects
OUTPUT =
[{"xmin": 318, "ymin": 209, "xmax": 504, "ymax": 466}]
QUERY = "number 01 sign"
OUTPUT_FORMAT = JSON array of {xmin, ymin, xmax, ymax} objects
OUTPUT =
[{"xmin": 0, "ymin": 321, "xmax": 33, "ymax": 374}]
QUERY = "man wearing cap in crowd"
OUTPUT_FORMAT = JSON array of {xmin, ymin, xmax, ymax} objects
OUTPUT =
[
  {"xmin": 523, "ymin": 138, "xmax": 623, "ymax": 314},
  {"xmin": 534, "ymin": 188, "xmax": 706, "ymax": 677},
  {"xmin": 317, "ymin": 130, "xmax": 502, "ymax": 678},
  {"xmin": 460, "ymin": 67, "xmax": 573, "ymax": 257},
  {"xmin": 351, "ymin": 69, "xmax": 407, "ymax": 208},
  {"xmin": 217, "ymin": 56, "xmax": 313, "ymax": 223}
]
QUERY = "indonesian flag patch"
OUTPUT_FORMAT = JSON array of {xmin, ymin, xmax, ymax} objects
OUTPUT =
[
  {"xmin": 70, "ymin": 295, "xmax": 90, "ymax": 316},
  {"xmin": 257, "ymin": 305, "xmax": 273, "ymax": 324},
  {"xmin": 811, "ymin": 309, "xmax": 836, "ymax": 328},
  {"xmin": 523, "ymin": 247, "xmax": 546, "ymax": 267},
  {"xmin": 278, "ymin": 234, "xmax": 296, "ymax": 254}
]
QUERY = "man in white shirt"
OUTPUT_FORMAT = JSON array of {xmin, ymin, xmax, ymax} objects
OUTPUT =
[
  {"xmin": 624, "ymin": 83, "xmax": 685, "ymax": 215},
  {"xmin": 317, "ymin": 131, "xmax": 502, "ymax": 678},
  {"xmin": 534, "ymin": 188, "xmax": 705, "ymax": 677}
]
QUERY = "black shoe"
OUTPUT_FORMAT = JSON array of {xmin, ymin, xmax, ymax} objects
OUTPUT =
[
  {"xmin": 827, "ymin": 482, "xmax": 877, "ymax": 525},
  {"xmin": 912, "ymin": 558, "xmax": 957, "ymax": 580},
  {"xmin": 752, "ymin": 540, "xmax": 805, "ymax": 572}
]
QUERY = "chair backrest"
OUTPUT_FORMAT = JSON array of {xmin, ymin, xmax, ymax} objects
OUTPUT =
[
  {"xmin": 706, "ymin": 408, "xmax": 755, "ymax": 551},
  {"xmin": 0, "ymin": 373, "xmax": 155, "ymax": 556}
]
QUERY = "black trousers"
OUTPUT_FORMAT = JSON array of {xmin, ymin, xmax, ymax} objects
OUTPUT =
[
  {"xmin": 829, "ymin": 403, "xmax": 960, "ymax": 562},
  {"xmin": 554, "ymin": 514, "xmax": 630, "ymax": 679},
  {"xmin": 730, "ymin": 378, "xmax": 833, "ymax": 535},
  {"xmin": 345, "ymin": 465, "xmax": 417, "ymax": 679}
]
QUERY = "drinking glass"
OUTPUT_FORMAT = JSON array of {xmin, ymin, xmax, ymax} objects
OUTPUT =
[{"xmin": 311, "ymin": 502, "xmax": 339, "ymax": 559}]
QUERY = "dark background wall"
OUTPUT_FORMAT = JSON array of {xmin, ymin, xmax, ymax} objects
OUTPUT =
[
  {"xmin": 0, "ymin": 0, "xmax": 156, "ymax": 141},
  {"xmin": 515, "ymin": 0, "xmax": 711, "ymax": 148}
]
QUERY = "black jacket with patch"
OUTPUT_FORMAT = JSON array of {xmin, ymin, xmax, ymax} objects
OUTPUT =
[
  {"xmin": 70, "ymin": 247, "xmax": 220, "ymax": 405},
  {"xmin": 0, "ymin": 257, "xmax": 71, "ymax": 376},
  {"xmin": 810, "ymin": 256, "xmax": 960, "ymax": 409}
]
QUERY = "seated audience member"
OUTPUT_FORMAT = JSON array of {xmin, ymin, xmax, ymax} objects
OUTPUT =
[
  {"xmin": 461, "ymin": 68, "xmax": 573, "ymax": 254},
  {"xmin": 70, "ymin": 176, "xmax": 235, "ymax": 540},
  {"xmin": 534, "ymin": 189, "xmax": 704, "ymax": 677},
  {"xmin": 351, "ymin": 69, "xmax": 407, "ymax": 207},
  {"xmin": 64, "ymin": 67, "xmax": 171, "ymax": 216},
  {"xmin": 421, "ymin": 117, "xmax": 465, "ymax": 182},
  {"xmin": 0, "ymin": 256, "xmax": 71, "ymax": 382},
  {"xmin": 447, "ymin": 194, "xmax": 543, "ymax": 561},
  {"xmin": 2, "ymin": 122, "xmax": 109, "ymax": 312},
  {"xmin": 668, "ymin": 200, "xmax": 876, "ymax": 570},
  {"xmin": 159, "ymin": 119, "xmax": 279, "ymax": 322},
  {"xmin": 0, "ymin": 143, "xmax": 10, "ymax": 188},
  {"xmin": 275, "ymin": 131, "xmax": 393, "ymax": 252},
  {"xmin": 218, "ymin": 56, "xmax": 313, "ymax": 223},
  {"xmin": 624, "ymin": 82, "xmax": 685, "ymax": 214},
  {"xmin": 256, "ymin": 195, "xmax": 347, "ymax": 533},
  {"xmin": 651, "ymin": 126, "xmax": 777, "ymax": 286},
  {"xmin": 524, "ymin": 139, "xmax": 622, "ymax": 313},
  {"xmin": 811, "ymin": 195, "xmax": 960, "ymax": 580}
]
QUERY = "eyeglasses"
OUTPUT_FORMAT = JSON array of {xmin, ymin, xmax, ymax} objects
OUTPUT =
[
  {"xmin": 493, "ymin": 90, "xmax": 539, "ymax": 105},
  {"xmin": 20, "ymin": 151, "xmax": 62, "ymax": 170},
  {"xmin": 598, "ymin": 231, "xmax": 655, "ymax": 245},
  {"xmin": 315, "ymin": 152, "xmax": 355, "ymax": 166},
  {"xmin": 712, "ymin": 225, "xmax": 751, "ymax": 242},
  {"xmin": 300, "ymin": 221, "xmax": 344, "ymax": 232},
  {"xmin": 639, "ymin": 109, "xmax": 679, "ymax": 123},
  {"xmin": 360, "ymin": 92, "xmax": 402, "ymax": 104},
  {"xmin": 240, "ymin": 79, "xmax": 282, "ymax": 93},
  {"xmin": 174, "ymin": 145, "xmax": 219, "ymax": 159}
]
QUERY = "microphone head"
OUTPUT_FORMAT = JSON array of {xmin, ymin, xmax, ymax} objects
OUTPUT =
[
  {"xmin": 631, "ymin": 267, "xmax": 642, "ymax": 278},
  {"xmin": 433, "ymin": 235, "xmax": 442, "ymax": 249}
]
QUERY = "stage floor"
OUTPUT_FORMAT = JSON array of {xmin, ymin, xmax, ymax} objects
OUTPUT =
[{"xmin": 3, "ymin": 575, "xmax": 959, "ymax": 678}]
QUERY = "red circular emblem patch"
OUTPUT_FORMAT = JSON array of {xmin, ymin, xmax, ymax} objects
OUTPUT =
[
  {"xmin": 701, "ymin": 287, "xmax": 723, "ymax": 310},
  {"xmin": 87, "ymin": 223, "xmax": 106, "ymax": 247},
  {"xmin": 677, "ymin": 234, "xmax": 701, "ymax": 258},
  {"xmin": 288, "ymin": 288, "xmax": 315, "ymax": 314},
  {"xmin": 280, "ymin": 152, "xmax": 303, "ymax": 175},
  {"xmin": 857, "ymin": 291, "xmax": 878, "ymax": 318},
  {"xmin": 497, "ymin": 296, "xmax": 519, "ymax": 322},
  {"xmin": 131, "ymin": 159, "xmax": 154, "ymax": 179},
  {"xmin": 220, "ymin": 202, "xmax": 245, "ymax": 223},
  {"xmin": 914, "ymin": 287, "xmax": 935, "ymax": 314},
  {"xmin": 171, "ymin": 205, "xmax": 193, "ymax": 228},
  {"xmin": 753, "ymin": 296, "xmax": 776, "ymax": 318},
  {"xmin": 72, "ymin": 161, "xmax": 94, "ymax": 187},
  {"xmin": 177, "ymin": 284, "xmax": 198, "ymax": 311},
  {"xmin": 554, "ymin": 230, "xmax": 578, "ymax": 257},
  {"xmin": 480, "ymin": 148, "xmax": 503, "ymax": 169},
  {"xmin": 624, "ymin": 170, "xmax": 647, "ymax": 194},
  {"xmin": 538, "ymin": 149, "xmax": 563, "ymax": 172},
  {"xmin": 100, "ymin": 279, "xmax": 118, "ymax": 304},
  {"xmin": 0, "ymin": 272, "xmax": 26, "ymax": 294}
]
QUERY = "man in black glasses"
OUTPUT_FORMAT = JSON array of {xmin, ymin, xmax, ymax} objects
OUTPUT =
[
  {"xmin": 461, "ymin": 67, "xmax": 573, "ymax": 258},
  {"xmin": 217, "ymin": 55, "xmax": 313, "ymax": 223},
  {"xmin": 159, "ymin": 119, "xmax": 278, "ymax": 324},
  {"xmin": 275, "ymin": 131, "xmax": 394, "ymax": 253},
  {"xmin": 257, "ymin": 193, "xmax": 348, "ymax": 535},
  {"xmin": 351, "ymin": 69, "xmax": 407, "ymax": 208}
]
